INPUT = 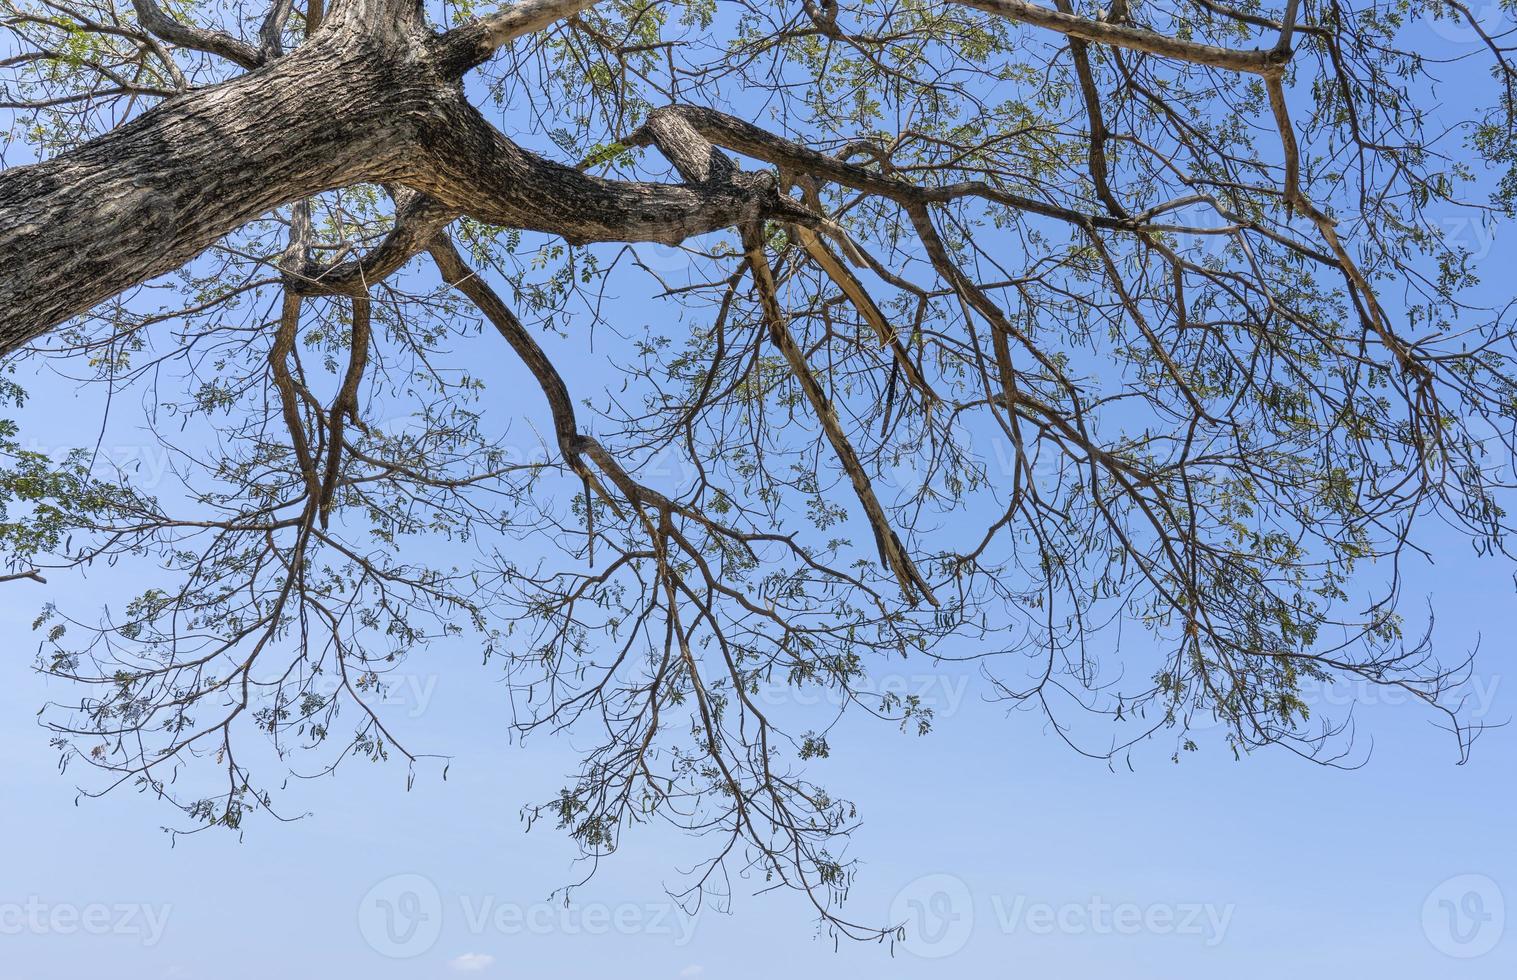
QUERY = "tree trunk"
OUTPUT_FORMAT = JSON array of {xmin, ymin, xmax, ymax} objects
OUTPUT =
[
  {"xmin": 0, "ymin": 2, "xmax": 776, "ymax": 358},
  {"xmin": 0, "ymin": 21, "xmax": 439, "ymax": 354}
]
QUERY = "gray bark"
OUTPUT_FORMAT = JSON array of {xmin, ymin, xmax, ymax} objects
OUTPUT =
[
  {"xmin": 0, "ymin": 0, "xmax": 769, "ymax": 357},
  {"xmin": 0, "ymin": 16, "xmax": 434, "ymax": 352}
]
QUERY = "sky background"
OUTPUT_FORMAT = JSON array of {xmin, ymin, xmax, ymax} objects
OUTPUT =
[
  {"xmin": 4, "ymin": 6, "xmax": 1517, "ymax": 980},
  {"xmin": 2, "ymin": 516, "xmax": 1513, "ymax": 980}
]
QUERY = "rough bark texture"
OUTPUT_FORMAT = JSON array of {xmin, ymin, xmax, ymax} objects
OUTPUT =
[
  {"xmin": 0, "ymin": 0, "xmax": 762, "ymax": 354},
  {"xmin": 0, "ymin": 15, "xmax": 442, "ymax": 350},
  {"xmin": 406, "ymin": 92, "xmax": 777, "ymax": 245}
]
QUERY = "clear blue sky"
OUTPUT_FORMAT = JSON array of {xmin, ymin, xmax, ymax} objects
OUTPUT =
[
  {"xmin": 4, "ymin": 10, "xmax": 1517, "ymax": 980},
  {"xmin": 3, "ymin": 261, "xmax": 1514, "ymax": 980},
  {"xmin": 2, "ymin": 518, "xmax": 1514, "ymax": 978}
]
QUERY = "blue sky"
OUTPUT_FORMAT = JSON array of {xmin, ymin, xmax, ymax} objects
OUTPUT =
[
  {"xmin": 5, "ymin": 6, "xmax": 1517, "ymax": 979},
  {"xmin": 2, "ymin": 518, "xmax": 1513, "ymax": 978},
  {"xmin": 3, "ymin": 269, "xmax": 1514, "ymax": 978}
]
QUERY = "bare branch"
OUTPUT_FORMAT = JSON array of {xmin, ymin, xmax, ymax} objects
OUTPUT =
[
  {"xmin": 949, "ymin": 0, "xmax": 1289, "ymax": 74},
  {"xmin": 130, "ymin": 0, "xmax": 264, "ymax": 69},
  {"xmin": 431, "ymin": 0, "xmax": 600, "ymax": 76}
]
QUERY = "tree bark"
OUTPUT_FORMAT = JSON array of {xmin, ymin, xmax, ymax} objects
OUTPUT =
[
  {"xmin": 0, "ymin": 20, "xmax": 444, "ymax": 353},
  {"xmin": 0, "ymin": 1, "xmax": 768, "ymax": 357}
]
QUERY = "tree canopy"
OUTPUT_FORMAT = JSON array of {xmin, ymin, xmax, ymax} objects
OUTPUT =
[{"xmin": 2, "ymin": 0, "xmax": 1516, "ymax": 940}]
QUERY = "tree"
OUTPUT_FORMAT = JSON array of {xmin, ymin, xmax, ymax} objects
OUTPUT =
[{"xmin": 2, "ymin": 0, "xmax": 1515, "ymax": 941}]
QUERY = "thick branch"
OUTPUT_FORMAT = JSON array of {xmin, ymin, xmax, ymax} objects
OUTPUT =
[
  {"xmin": 428, "ymin": 234, "xmax": 630, "ymax": 514},
  {"xmin": 288, "ymin": 191, "xmax": 459, "ymax": 296},
  {"xmin": 627, "ymin": 105, "xmax": 1139, "ymax": 232},
  {"xmin": 131, "ymin": 0, "xmax": 264, "ymax": 69},
  {"xmin": 258, "ymin": 0, "xmax": 298, "ymax": 59},
  {"xmin": 431, "ymin": 0, "xmax": 600, "ymax": 76},
  {"xmin": 0, "ymin": 32, "xmax": 433, "ymax": 354},
  {"xmin": 411, "ymin": 95, "xmax": 778, "ymax": 245},
  {"xmin": 949, "ymin": 0, "xmax": 1288, "ymax": 74}
]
